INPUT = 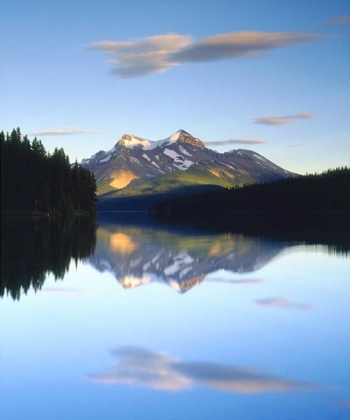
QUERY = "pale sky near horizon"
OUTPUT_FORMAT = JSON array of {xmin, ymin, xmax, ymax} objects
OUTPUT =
[{"xmin": 1, "ymin": 0, "xmax": 349, "ymax": 174}]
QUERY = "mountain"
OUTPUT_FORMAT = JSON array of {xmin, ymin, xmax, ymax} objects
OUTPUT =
[{"xmin": 80, "ymin": 129, "xmax": 296, "ymax": 210}]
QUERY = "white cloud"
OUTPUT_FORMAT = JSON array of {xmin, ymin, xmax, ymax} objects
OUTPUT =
[
  {"xmin": 253, "ymin": 113, "xmax": 318, "ymax": 127},
  {"xmin": 90, "ymin": 346, "xmax": 317, "ymax": 393},
  {"xmin": 88, "ymin": 31, "xmax": 324, "ymax": 78},
  {"xmin": 26, "ymin": 127, "xmax": 103, "ymax": 136},
  {"xmin": 204, "ymin": 138, "xmax": 267, "ymax": 146}
]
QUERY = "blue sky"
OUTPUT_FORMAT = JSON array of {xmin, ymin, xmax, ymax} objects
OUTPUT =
[{"xmin": 1, "ymin": 0, "xmax": 349, "ymax": 173}]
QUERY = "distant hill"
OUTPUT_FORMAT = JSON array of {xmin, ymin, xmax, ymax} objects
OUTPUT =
[
  {"xmin": 150, "ymin": 167, "xmax": 350, "ymax": 247},
  {"xmin": 151, "ymin": 167, "xmax": 350, "ymax": 214},
  {"xmin": 80, "ymin": 129, "xmax": 296, "ymax": 210}
]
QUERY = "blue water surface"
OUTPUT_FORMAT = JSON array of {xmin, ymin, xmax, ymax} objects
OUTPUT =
[{"xmin": 1, "ymin": 214, "xmax": 349, "ymax": 420}]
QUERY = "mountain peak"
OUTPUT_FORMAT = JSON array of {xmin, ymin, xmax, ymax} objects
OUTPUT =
[
  {"xmin": 117, "ymin": 134, "xmax": 151, "ymax": 149},
  {"xmin": 116, "ymin": 129, "xmax": 205, "ymax": 149},
  {"xmin": 176, "ymin": 129, "xmax": 191, "ymax": 135},
  {"xmin": 168, "ymin": 129, "xmax": 190, "ymax": 141},
  {"xmin": 168, "ymin": 129, "xmax": 204, "ymax": 147}
]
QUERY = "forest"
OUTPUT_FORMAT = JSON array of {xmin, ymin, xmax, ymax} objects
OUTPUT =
[
  {"xmin": 1, "ymin": 127, "xmax": 98, "ymax": 214},
  {"xmin": 152, "ymin": 167, "xmax": 350, "ymax": 214},
  {"xmin": 150, "ymin": 167, "xmax": 350, "ymax": 247}
]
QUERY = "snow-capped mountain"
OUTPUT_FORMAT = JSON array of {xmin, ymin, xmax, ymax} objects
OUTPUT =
[
  {"xmin": 80, "ymin": 129, "xmax": 296, "ymax": 208},
  {"xmin": 80, "ymin": 129, "xmax": 211, "ymax": 189}
]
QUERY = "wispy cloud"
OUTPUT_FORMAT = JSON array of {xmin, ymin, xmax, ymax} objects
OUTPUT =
[
  {"xmin": 204, "ymin": 138, "xmax": 268, "ymax": 146},
  {"xmin": 253, "ymin": 112, "xmax": 318, "ymax": 127},
  {"xmin": 171, "ymin": 32, "xmax": 323, "ymax": 63},
  {"xmin": 88, "ymin": 31, "xmax": 324, "ymax": 78},
  {"xmin": 26, "ymin": 127, "xmax": 103, "ymax": 136},
  {"xmin": 88, "ymin": 34, "xmax": 191, "ymax": 78},
  {"xmin": 256, "ymin": 297, "xmax": 314, "ymax": 311},
  {"xmin": 90, "ymin": 346, "xmax": 317, "ymax": 393},
  {"xmin": 326, "ymin": 15, "xmax": 350, "ymax": 25}
]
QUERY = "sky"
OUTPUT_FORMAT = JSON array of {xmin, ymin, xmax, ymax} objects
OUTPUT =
[{"xmin": 1, "ymin": 0, "xmax": 349, "ymax": 174}]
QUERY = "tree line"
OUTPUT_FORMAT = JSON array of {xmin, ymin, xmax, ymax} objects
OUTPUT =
[
  {"xmin": 1, "ymin": 127, "xmax": 98, "ymax": 214},
  {"xmin": 151, "ymin": 167, "xmax": 350, "ymax": 249},
  {"xmin": 152, "ymin": 167, "xmax": 350, "ymax": 213}
]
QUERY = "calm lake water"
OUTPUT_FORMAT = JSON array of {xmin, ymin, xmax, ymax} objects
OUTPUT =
[{"xmin": 1, "ymin": 213, "xmax": 349, "ymax": 420}]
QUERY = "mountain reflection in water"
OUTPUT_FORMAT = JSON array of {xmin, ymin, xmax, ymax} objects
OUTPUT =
[
  {"xmin": 89, "ymin": 218, "xmax": 294, "ymax": 293},
  {"xmin": 1, "ymin": 212, "xmax": 348, "ymax": 299}
]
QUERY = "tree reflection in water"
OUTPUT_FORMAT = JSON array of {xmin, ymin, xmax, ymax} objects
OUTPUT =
[{"xmin": 1, "ymin": 216, "xmax": 97, "ymax": 300}]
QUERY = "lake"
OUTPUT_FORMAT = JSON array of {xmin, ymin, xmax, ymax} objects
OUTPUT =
[{"xmin": 1, "ymin": 213, "xmax": 349, "ymax": 420}]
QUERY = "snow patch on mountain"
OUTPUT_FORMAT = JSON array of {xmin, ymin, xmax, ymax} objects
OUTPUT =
[
  {"xmin": 179, "ymin": 162, "xmax": 193, "ymax": 170},
  {"xmin": 129, "ymin": 156, "xmax": 143, "ymax": 166},
  {"xmin": 145, "ymin": 141, "xmax": 163, "ymax": 150},
  {"xmin": 163, "ymin": 148, "xmax": 181, "ymax": 160},
  {"xmin": 164, "ymin": 253, "xmax": 194, "ymax": 276},
  {"xmin": 252, "ymin": 153, "xmax": 266, "ymax": 161},
  {"xmin": 118, "ymin": 135, "xmax": 151, "ymax": 149},
  {"xmin": 100, "ymin": 155, "xmax": 112, "ymax": 163},
  {"xmin": 179, "ymin": 145, "xmax": 192, "ymax": 156},
  {"xmin": 168, "ymin": 130, "xmax": 185, "ymax": 142},
  {"xmin": 163, "ymin": 148, "xmax": 194, "ymax": 170},
  {"xmin": 221, "ymin": 162, "xmax": 235, "ymax": 169},
  {"xmin": 104, "ymin": 146, "xmax": 117, "ymax": 155}
]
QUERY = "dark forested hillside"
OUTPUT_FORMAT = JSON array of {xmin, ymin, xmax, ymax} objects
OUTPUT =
[
  {"xmin": 152, "ymin": 167, "xmax": 350, "ymax": 214},
  {"xmin": 1, "ymin": 128, "xmax": 98, "ymax": 214}
]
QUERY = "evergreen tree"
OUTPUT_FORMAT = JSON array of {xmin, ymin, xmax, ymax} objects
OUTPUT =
[{"xmin": 1, "ymin": 127, "xmax": 98, "ymax": 215}]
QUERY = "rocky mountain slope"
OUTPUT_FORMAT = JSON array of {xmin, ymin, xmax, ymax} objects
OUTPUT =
[{"xmin": 80, "ymin": 129, "xmax": 296, "ymax": 209}]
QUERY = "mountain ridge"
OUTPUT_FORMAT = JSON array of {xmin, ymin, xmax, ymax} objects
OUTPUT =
[{"xmin": 80, "ymin": 129, "xmax": 296, "ymax": 209}]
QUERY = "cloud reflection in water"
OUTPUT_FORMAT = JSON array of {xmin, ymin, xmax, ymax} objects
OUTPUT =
[
  {"xmin": 91, "ymin": 346, "xmax": 317, "ymax": 394},
  {"xmin": 256, "ymin": 298, "xmax": 314, "ymax": 311}
]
